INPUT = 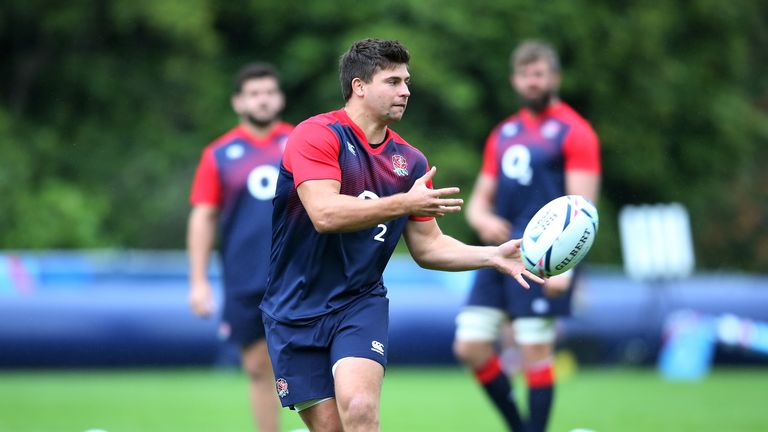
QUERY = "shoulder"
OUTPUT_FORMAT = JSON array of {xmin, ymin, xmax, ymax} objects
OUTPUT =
[
  {"xmin": 205, "ymin": 126, "xmax": 244, "ymax": 152},
  {"xmin": 291, "ymin": 111, "xmax": 343, "ymax": 140},
  {"xmin": 387, "ymin": 129, "xmax": 427, "ymax": 160},
  {"xmin": 489, "ymin": 113, "xmax": 522, "ymax": 138},
  {"xmin": 275, "ymin": 121, "xmax": 295, "ymax": 135},
  {"xmin": 555, "ymin": 103, "xmax": 596, "ymax": 135}
]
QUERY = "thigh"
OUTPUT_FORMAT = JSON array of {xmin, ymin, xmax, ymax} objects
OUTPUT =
[
  {"xmin": 240, "ymin": 339, "xmax": 272, "ymax": 376},
  {"xmin": 455, "ymin": 306, "xmax": 507, "ymax": 342},
  {"xmin": 262, "ymin": 314, "xmax": 335, "ymax": 409},
  {"xmin": 333, "ymin": 357, "xmax": 384, "ymax": 407},
  {"xmin": 514, "ymin": 317, "xmax": 557, "ymax": 346},
  {"xmin": 298, "ymin": 399, "xmax": 343, "ymax": 432},
  {"xmin": 330, "ymin": 294, "xmax": 390, "ymax": 370}
]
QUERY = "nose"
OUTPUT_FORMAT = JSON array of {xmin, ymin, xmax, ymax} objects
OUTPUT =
[{"xmin": 400, "ymin": 82, "xmax": 411, "ymax": 97}]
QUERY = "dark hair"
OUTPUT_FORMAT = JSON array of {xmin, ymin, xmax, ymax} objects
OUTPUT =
[
  {"xmin": 510, "ymin": 40, "xmax": 561, "ymax": 74},
  {"xmin": 339, "ymin": 39, "xmax": 410, "ymax": 101},
  {"xmin": 233, "ymin": 62, "xmax": 280, "ymax": 94}
]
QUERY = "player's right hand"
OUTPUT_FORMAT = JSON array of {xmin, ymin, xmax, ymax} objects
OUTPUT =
[
  {"xmin": 189, "ymin": 281, "xmax": 215, "ymax": 318},
  {"xmin": 406, "ymin": 166, "xmax": 464, "ymax": 217},
  {"xmin": 493, "ymin": 238, "xmax": 546, "ymax": 289}
]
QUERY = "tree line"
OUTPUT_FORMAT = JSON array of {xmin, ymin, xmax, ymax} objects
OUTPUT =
[{"xmin": 1, "ymin": 1, "xmax": 766, "ymax": 271}]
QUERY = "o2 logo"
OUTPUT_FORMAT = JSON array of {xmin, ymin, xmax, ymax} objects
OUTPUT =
[
  {"xmin": 357, "ymin": 190, "xmax": 387, "ymax": 242},
  {"xmin": 247, "ymin": 165, "xmax": 279, "ymax": 201},
  {"xmin": 501, "ymin": 144, "xmax": 533, "ymax": 186}
]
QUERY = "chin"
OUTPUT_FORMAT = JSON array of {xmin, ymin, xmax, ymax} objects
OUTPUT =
[{"xmin": 388, "ymin": 109, "xmax": 406, "ymax": 120}]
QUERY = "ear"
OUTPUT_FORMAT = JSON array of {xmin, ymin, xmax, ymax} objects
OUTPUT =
[
  {"xmin": 231, "ymin": 93, "xmax": 241, "ymax": 114},
  {"xmin": 351, "ymin": 77, "xmax": 365, "ymax": 97},
  {"xmin": 276, "ymin": 91, "xmax": 286, "ymax": 113}
]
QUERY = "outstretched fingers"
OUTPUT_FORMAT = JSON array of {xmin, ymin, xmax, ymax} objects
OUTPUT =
[
  {"xmin": 418, "ymin": 166, "xmax": 437, "ymax": 184},
  {"xmin": 513, "ymin": 269, "xmax": 545, "ymax": 289},
  {"xmin": 432, "ymin": 186, "xmax": 461, "ymax": 197}
]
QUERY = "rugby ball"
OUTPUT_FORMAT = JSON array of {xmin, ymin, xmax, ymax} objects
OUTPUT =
[{"xmin": 521, "ymin": 195, "xmax": 599, "ymax": 277}]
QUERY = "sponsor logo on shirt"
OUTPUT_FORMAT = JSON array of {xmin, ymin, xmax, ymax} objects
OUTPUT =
[
  {"xmin": 501, "ymin": 122, "xmax": 519, "ymax": 137},
  {"xmin": 541, "ymin": 120, "xmax": 561, "ymax": 139},
  {"xmin": 392, "ymin": 154, "xmax": 408, "ymax": 176},
  {"xmin": 226, "ymin": 144, "xmax": 245, "ymax": 159},
  {"xmin": 346, "ymin": 141, "xmax": 357, "ymax": 156}
]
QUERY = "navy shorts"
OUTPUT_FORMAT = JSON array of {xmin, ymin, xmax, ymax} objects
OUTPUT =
[
  {"xmin": 263, "ymin": 293, "xmax": 389, "ymax": 409},
  {"xmin": 220, "ymin": 292, "xmax": 266, "ymax": 347},
  {"xmin": 465, "ymin": 268, "xmax": 574, "ymax": 318}
]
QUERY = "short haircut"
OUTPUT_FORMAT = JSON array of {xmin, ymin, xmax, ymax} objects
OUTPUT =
[
  {"xmin": 510, "ymin": 40, "xmax": 561, "ymax": 74},
  {"xmin": 233, "ymin": 62, "xmax": 280, "ymax": 94},
  {"xmin": 339, "ymin": 38, "xmax": 410, "ymax": 101}
]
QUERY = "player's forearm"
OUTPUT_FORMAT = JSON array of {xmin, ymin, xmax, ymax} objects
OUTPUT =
[
  {"xmin": 307, "ymin": 193, "xmax": 410, "ymax": 233},
  {"xmin": 411, "ymin": 234, "xmax": 496, "ymax": 271},
  {"xmin": 466, "ymin": 197, "xmax": 494, "ymax": 232},
  {"xmin": 187, "ymin": 211, "xmax": 217, "ymax": 284}
]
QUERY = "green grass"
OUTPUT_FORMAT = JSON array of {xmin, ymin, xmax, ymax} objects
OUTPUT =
[{"xmin": 0, "ymin": 366, "xmax": 767, "ymax": 431}]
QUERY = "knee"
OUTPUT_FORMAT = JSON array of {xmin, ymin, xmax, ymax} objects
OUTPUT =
[
  {"xmin": 242, "ymin": 355, "xmax": 272, "ymax": 383},
  {"xmin": 453, "ymin": 339, "xmax": 473, "ymax": 362},
  {"xmin": 338, "ymin": 394, "xmax": 378, "ymax": 427},
  {"xmin": 453, "ymin": 339, "xmax": 491, "ymax": 368}
]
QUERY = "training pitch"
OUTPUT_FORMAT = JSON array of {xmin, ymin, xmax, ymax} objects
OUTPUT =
[{"xmin": 0, "ymin": 366, "xmax": 766, "ymax": 431}]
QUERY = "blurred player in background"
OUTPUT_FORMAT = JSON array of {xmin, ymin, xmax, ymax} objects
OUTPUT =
[
  {"xmin": 260, "ymin": 38, "xmax": 544, "ymax": 432},
  {"xmin": 187, "ymin": 62, "xmax": 292, "ymax": 432},
  {"xmin": 453, "ymin": 40, "xmax": 602, "ymax": 432}
]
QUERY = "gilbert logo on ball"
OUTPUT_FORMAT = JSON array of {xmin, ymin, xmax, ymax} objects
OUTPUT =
[{"xmin": 521, "ymin": 195, "xmax": 599, "ymax": 277}]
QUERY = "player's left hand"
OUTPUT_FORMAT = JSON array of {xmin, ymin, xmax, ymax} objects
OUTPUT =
[{"xmin": 493, "ymin": 239, "xmax": 546, "ymax": 289}]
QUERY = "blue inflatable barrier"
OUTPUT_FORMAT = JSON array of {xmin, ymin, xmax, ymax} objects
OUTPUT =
[{"xmin": 1, "ymin": 251, "xmax": 767, "ymax": 368}]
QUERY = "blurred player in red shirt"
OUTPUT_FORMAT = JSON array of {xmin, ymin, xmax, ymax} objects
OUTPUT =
[
  {"xmin": 187, "ymin": 63, "xmax": 292, "ymax": 432},
  {"xmin": 454, "ymin": 40, "xmax": 602, "ymax": 432}
]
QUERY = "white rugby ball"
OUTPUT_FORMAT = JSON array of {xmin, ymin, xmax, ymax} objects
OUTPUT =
[{"xmin": 521, "ymin": 195, "xmax": 599, "ymax": 277}]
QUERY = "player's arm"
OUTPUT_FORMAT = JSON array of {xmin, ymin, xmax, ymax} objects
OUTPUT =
[
  {"xmin": 187, "ymin": 204, "xmax": 218, "ymax": 317},
  {"xmin": 298, "ymin": 166, "xmax": 463, "ymax": 233},
  {"xmin": 403, "ymin": 218, "xmax": 544, "ymax": 288},
  {"xmin": 566, "ymin": 171, "xmax": 600, "ymax": 204},
  {"xmin": 546, "ymin": 122, "xmax": 602, "ymax": 295},
  {"xmin": 187, "ymin": 148, "xmax": 220, "ymax": 318},
  {"xmin": 467, "ymin": 173, "xmax": 512, "ymax": 245}
]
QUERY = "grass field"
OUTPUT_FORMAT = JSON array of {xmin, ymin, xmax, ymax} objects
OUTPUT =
[{"xmin": 1, "ymin": 366, "xmax": 767, "ymax": 432}]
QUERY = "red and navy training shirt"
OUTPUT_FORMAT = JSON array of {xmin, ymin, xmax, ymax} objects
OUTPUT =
[
  {"xmin": 482, "ymin": 102, "xmax": 601, "ymax": 237},
  {"xmin": 190, "ymin": 122, "xmax": 294, "ymax": 296},
  {"xmin": 261, "ymin": 109, "xmax": 432, "ymax": 324}
]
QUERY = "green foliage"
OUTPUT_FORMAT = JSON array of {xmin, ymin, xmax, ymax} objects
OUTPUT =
[{"xmin": 1, "ymin": 0, "xmax": 766, "ymax": 271}]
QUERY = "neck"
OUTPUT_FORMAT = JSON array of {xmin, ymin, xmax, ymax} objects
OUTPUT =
[
  {"xmin": 240, "ymin": 120, "xmax": 277, "ymax": 138},
  {"xmin": 343, "ymin": 105, "xmax": 388, "ymax": 144},
  {"xmin": 527, "ymin": 97, "xmax": 561, "ymax": 118}
]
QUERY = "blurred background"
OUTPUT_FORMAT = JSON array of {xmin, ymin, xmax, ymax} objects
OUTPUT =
[{"xmin": 1, "ymin": 1, "xmax": 767, "ymax": 431}]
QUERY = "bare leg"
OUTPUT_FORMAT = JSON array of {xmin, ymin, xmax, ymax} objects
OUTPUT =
[
  {"xmin": 333, "ymin": 357, "xmax": 384, "ymax": 432},
  {"xmin": 298, "ymin": 399, "xmax": 343, "ymax": 432},
  {"xmin": 241, "ymin": 340, "xmax": 280, "ymax": 432}
]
